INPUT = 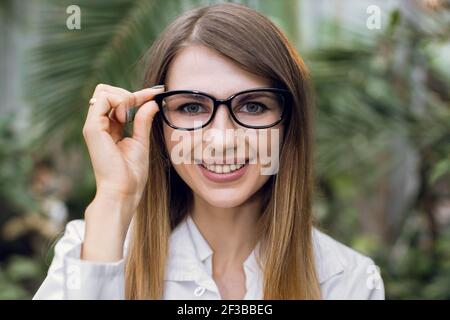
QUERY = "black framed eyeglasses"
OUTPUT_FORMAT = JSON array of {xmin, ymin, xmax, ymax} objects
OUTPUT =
[{"xmin": 153, "ymin": 87, "xmax": 291, "ymax": 130}]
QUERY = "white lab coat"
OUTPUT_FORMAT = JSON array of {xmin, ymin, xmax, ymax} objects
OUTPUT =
[{"xmin": 33, "ymin": 214, "xmax": 385, "ymax": 299}]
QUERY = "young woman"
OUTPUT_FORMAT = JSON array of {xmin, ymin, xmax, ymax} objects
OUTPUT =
[{"xmin": 34, "ymin": 3, "xmax": 384, "ymax": 300}]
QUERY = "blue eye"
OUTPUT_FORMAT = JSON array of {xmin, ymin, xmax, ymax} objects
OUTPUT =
[
  {"xmin": 178, "ymin": 104, "xmax": 207, "ymax": 114},
  {"xmin": 239, "ymin": 103, "xmax": 267, "ymax": 114}
]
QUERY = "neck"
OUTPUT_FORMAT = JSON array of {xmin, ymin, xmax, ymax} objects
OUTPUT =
[{"xmin": 189, "ymin": 193, "xmax": 262, "ymax": 271}]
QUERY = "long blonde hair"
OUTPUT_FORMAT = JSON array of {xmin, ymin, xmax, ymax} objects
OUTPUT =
[{"xmin": 125, "ymin": 2, "xmax": 321, "ymax": 299}]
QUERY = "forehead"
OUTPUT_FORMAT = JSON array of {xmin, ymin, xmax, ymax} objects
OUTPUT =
[{"xmin": 165, "ymin": 45, "xmax": 272, "ymax": 99}]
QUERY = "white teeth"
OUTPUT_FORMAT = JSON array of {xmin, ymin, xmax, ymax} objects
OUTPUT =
[{"xmin": 203, "ymin": 163, "xmax": 245, "ymax": 174}]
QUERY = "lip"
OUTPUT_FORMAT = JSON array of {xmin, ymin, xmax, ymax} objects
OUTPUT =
[
  {"xmin": 200, "ymin": 158, "xmax": 248, "ymax": 165},
  {"xmin": 197, "ymin": 162, "xmax": 249, "ymax": 183}
]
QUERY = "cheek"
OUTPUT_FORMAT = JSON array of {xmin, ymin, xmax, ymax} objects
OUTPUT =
[
  {"xmin": 164, "ymin": 126, "xmax": 204, "ymax": 167},
  {"xmin": 163, "ymin": 125, "xmax": 177, "ymax": 154},
  {"xmin": 163, "ymin": 125, "xmax": 200, "ymax": 187},
  {"xmin": 254, "ymin": 126, "xmax": 283, "ymax": 175}
]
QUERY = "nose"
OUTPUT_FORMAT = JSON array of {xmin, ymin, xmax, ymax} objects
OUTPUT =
[
  {"xmin": 209, "ymin": 104, "xmax": 236, "ymax": 131},
  {"xmin": 205, "ymin": 104, "xmax": 237, "ymax": 158}
]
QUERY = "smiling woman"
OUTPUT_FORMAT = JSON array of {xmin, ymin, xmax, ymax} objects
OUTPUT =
[{"xmin": 33, "ymin": 2, "xmax": 384, "ymax": 300}]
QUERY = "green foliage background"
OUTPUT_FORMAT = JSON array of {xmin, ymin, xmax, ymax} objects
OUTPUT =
[{"xmin": 0, "ymin": 0, "xmax": 449, "ymax": 299}]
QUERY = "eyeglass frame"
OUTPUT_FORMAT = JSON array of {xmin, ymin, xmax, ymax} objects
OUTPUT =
[{"xmin": 153, "ymin": 87, "xmax": 292, "ymax": 131}]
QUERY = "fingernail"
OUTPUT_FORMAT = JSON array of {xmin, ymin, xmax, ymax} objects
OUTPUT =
[{"xmin": 150, "ymin": 84, "xmax": 165, "ymax": 90}]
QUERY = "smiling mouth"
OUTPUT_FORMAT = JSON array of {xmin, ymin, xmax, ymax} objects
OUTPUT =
[
  {"xmin": 197, "ymin": 159, "xmax": 249, "ymax": 182},
  {"xmin": 201, "ymin": 162, "xmax": 247, "ymax": 174}
]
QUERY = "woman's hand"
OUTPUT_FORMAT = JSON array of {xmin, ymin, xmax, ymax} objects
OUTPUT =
[{"xmin": 81, "ymin": 83, "xmax": 165, "ymax": 262}]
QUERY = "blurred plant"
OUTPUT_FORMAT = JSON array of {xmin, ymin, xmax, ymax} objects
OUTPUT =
[
  {"xmin": 308, "ymin": 1, "xmax": 450, "ymax": 299},
  {"xmin": 10, "ymin": 0, "xmax": 450, "ymax": 299},
  {"xmin": 0, "ymin": 255, "xmax": 47, "ymax": 300},
  {"xmin": 0, "ymin": 115, "xmax": 52, "ymax": 300},
  {"xmin": 0, "ymin": 114, "xmax": 37, "ymax": 224}
]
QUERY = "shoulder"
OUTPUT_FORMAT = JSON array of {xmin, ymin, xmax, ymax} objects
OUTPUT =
[
  {"xmin": 312, "ymin": 228, "xmax": 385, "ymax": 300},
  {"xmin": 312, "ymin": 228, "xmax": 375, "ymax": 272}
]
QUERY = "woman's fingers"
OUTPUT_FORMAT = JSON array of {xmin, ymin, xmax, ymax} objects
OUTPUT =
[
  {"xmin": 84, "ymin": 84, "xmax": 165, "ymax": 146},
  {"xmin": 116, "ymin": 86, "xmax": 165, "ymax": 123},
  {"xmin": 133, "ymin": 87, "xmax": 165, "ymax": 106},
  {"xmin": 132, "ymin": 100, "xmax": 160, "ymax": 147},
  {"xmin": 92, "ymin": 83, "xmax": 134, "ymax": 97},
  {"xmin": 131, "ymin": 86, "xmax": 165, "ymax": 146},
  {"xmin": 109, "ymin": 117, "xmax": 124, "ymax": 143},
  {"xmin": 89, "ymin": 86, "xmax": 134, "ymax": 119},
  {"xmin": 90, "ymin": 84, "xmax": 165, "ymax": 123}
]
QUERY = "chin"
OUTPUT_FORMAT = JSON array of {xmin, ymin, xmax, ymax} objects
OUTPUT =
[{"xmin": 196, "ymin": 186, "xmax": 253, "ymax": 208}]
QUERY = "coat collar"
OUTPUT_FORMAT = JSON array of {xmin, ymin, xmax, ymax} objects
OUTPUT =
[{"xmin": 164, "ymin": 215, "xmax": 344, "ymax": 284}]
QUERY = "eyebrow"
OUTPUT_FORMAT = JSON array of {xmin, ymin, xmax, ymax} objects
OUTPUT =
[
  {"xmin": 169, "ymin": 92, "xmax": 211, "ymax": 101},
  {"xmin": 175, "ymin": 89, "xmax": 272, "ymax": 100},
  {"xmin": 235, "ymin": 92, "xmax": 271, "ymax": 99}
]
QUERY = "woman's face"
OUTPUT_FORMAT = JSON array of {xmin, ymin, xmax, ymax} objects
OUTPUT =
[{"xmin": 163, "ymin": 45, "xmax": 283, "ymax": 208}]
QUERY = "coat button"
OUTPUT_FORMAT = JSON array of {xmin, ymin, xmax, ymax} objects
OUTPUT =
[{"xmin": 194, "ymin": 286, "xmax": 206, "ymax": 297}]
